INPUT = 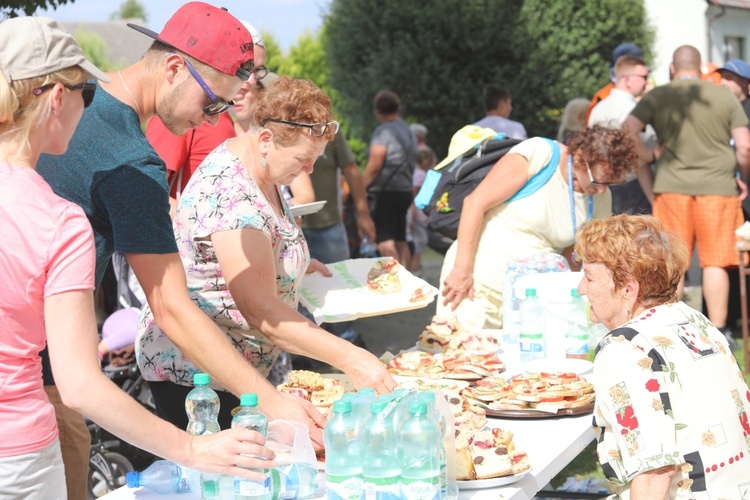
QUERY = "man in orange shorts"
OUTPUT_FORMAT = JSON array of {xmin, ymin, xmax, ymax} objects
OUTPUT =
[{"xmin": 625, "ymin": 45, "xmax": 750, "ymax": 349}]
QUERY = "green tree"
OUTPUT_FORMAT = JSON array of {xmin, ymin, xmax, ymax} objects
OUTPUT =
[
  {"xmin": 110, "ymin": 0, "xmax": 147, "ymax": 21},
  {"xmin": 73, "ymin": 29, "xmax": 122, "ymax": 72},
  {"xmin": 1, "ymin": 0, "xmax": 75, "ymax": 18},
  {"xmin": 511, "ymin": 0, "xmax": 653, "ymax": 137},
  {"xmin": 323, "ymin": 0, "xmax": 653, "ymax": 158},
  {"xmin": 262, "ymin": 31, "xmax": 283, "ymax": 75}
]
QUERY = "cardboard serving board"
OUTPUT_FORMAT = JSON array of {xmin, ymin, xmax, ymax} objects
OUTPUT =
[{"xmin": 299, "ymin": 257, "xmax": 438, "ymax": 324}]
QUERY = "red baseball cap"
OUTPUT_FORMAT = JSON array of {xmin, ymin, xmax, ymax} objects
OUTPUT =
[{"xmin": 128, "ymin": 2, "xmax": 253, "ymax": 80}]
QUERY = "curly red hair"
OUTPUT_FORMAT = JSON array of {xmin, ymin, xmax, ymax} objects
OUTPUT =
[
  {"xmin": 254, "ymin": 76, "xmax": 335, "ymax": 146},
  {"xmin": 574, "ymin": 215, "xmax": 689, "ymax": 308},
  {"xmin": 566, "ymin": 124, "xmax": 639, "ymax": 183}
]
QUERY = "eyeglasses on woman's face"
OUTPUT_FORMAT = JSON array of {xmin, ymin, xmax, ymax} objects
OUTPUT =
[
  {"xmin": 33, "ymin": 82, "xmax": 97, "ymax": 108},
  {"xmin": 261, "ymin": 118, "xmax": 340, "ymax": 137},
  {"xmin": 586, "ymin": 161, "xmax": 624, "ymax": 187},
  {"xmin": 173, "ymin": 53, "xmax": 234, "ymax": 116}
]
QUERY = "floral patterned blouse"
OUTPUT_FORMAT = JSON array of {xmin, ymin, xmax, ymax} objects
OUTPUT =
[
  {"xmin": 136, "ymin": 141, "xmax": 309, "ymax": 388},
  {"xmin": 593, "ymin": 301, "xmax": 750, "ymax": 499}
]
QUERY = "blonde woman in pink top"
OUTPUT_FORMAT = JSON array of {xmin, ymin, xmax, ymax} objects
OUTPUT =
[{"xmin": 0, "ymin": 17, "xmax": 273, "ymax": 499}]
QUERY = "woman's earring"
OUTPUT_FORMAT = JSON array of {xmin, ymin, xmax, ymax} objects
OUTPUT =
[{"xmin": 260, "ymin": 157, "xmax": 268, "ymax": 168}]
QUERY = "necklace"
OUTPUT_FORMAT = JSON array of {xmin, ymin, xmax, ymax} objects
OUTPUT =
[{"xmin": 118, "ymin": 70, "xmax": 142, "ymax": 117}]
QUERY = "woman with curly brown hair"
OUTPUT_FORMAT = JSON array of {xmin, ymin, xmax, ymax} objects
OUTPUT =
[
  {"xmin": 137, "ymin": 76, "xmax": 395, "ymax": 447},
  {"xmin": 439, "ymin": 125, "xmax": 639, "ymax": 329},
  {"xmin": 575, "ymin": 214, "xmax": 750, "ymax": 499}
]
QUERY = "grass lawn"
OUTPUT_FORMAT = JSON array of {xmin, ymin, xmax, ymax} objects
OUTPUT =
[{"xmin": 548, "ymin": 345, "xmax": 750, "ymax": 490}]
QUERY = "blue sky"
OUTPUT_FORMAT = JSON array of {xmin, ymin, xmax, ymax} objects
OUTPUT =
[{"xmin": 37, "ymin": 0, "xmax": 329, "ymax": 51}]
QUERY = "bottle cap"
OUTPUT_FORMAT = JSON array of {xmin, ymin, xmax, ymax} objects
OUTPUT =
[
  {"xmin": 417, "ymin": 391, "xmax": 436, "ymax": 404},
  {"xmin": 333, "ymin": 400, "xmax": 352, "ymax": 413},
  {"xmin": 571, "ymin": 289, "xmax": 580, "ymax": 297},
  {"xmin": 125, "ymin": 471, "xmax": 138, "ymax": 488},
  {"xmin": 525, "ymin": 288, "xmax": 537, "ymax": 297},
  {"xmin": 202, "ymin": 479, "xmax": 217, "ymax": 497},
  {"xmin": 193, "ymin": 373, "xmax": 210, "ymax": 386},
  {"xmin": 370, "ymin": 400, "xmax": 388, "ymax": 414},
  {"xmin": 240, "ymin": 393, "xmax": 258, "ymax": 407},
  {"xmin": 409, "ymin": 401, "xmax": 427, "ymax": 415},
  {"xmin": 358, "ymin": 387, "xmax": 376, "ymax": 397}
]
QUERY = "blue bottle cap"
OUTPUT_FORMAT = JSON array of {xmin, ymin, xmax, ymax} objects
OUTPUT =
[
  {"xmin": 125, "ymin": 471, "xmax": 138, "ymax": 488},
  {"xmin": 370, "ymin": 400, "xmax": 388, "ymax": 414},
  {"xmin": 193, "ymin": 373, "xmax": 210, "ymax": 385},
  {"xmin": 525, "ymin": 288, "xmax": 537, "ymax": 297},
  {"xmin": 333, "ymin": 400, "xmax": 352, "ymax": 413},
  {"xmin": 409, "ymin": 401, "xmax": 427, "ymax": 415},
  {"xmin": 417, "ymin": 391, "xmax": 436, "ymax": 404},
  {"xmin": 571, "ymin": 289, "xmax": 580, "ymax": 297},
  {"xmin": 240, "ymin": 393, "xmax": 258, "ymax": 407},
  {"xmin": 358, "ymin": 387, "xmax": 376, "ymax": 397}
]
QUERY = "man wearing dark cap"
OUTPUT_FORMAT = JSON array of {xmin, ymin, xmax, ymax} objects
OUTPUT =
[
  {"xmin": 586, "ymin": 42, "xmax": 644, "ymax": 123},
  {"xmin": 36, "ymin": 3, "xmax": 325, "ymax": 493},
  {"xmin": 717, "ymin": 59, "xmax": 750, "ymax": 120}
]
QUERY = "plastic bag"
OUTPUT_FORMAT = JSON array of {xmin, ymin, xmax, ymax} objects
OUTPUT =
[{"xmin": 266, "ymin": 420, "xmax": 317, "ymax": 467}]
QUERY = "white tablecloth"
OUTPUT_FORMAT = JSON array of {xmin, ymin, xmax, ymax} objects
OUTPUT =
[{"xmin": 101, "ymin": 412, "xmax": 594, "ymax": 500}]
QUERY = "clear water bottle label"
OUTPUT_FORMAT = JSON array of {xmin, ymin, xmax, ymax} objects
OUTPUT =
[
  {"xmin": 364, "ymin": 475, "xmax": 400, "ymax": 500},
  {"xmin": 519, "ymin": 334, "xmax": 543, "ymax": 353},
  {"xmin": 400, "ymin": 475, "xmax": 439, "ymax": 500},
  {"xmin": 327, "ymin": 474, "xmax": 364, "ymax": 500},
  {"xmin": 565, "ymin": 335, "xmax": 589, "ymax": 356},
  {"xmin": 234, "ymin": 476, "xmax": 271, "ymax": 496}
]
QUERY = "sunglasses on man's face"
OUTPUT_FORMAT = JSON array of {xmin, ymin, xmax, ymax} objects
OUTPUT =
[
  {"xmin": 176, "ymin": 54, "xmax": 234, "ymax": 116},
  {"xmin": 33, "ymin": 82, "xmax": 97, "ymax": 108}
]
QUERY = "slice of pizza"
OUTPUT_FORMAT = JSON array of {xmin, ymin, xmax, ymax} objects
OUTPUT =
[
  {"xmin": 287, "ymin": 370, "xmax": 325, "ymax": 392},
  {"xmin": 510, "ymin": 450, "xmax": 531, "ymax": 475},
  {"xmin": 470, "ymin": 430, "xmax": 514, "ymax": 479},
  {"xmin": 366, "ymin": 258, "xmax": 402, "ymax": 294},
  {"xmin": 455, "ymin": 448, "xmax": 476, "ymax": 481}
]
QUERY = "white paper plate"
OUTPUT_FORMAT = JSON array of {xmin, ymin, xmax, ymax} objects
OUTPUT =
[
  {"xmin": 458, "ymin": 470, "xmax": 530, "ymax": 490},
  {"xmin": 290, "ymin": 200, "xmax": 326, "ymax": 217},
  {"xmin": 522, "ymin": 358, "xmax": 593, "ymax": 375}
]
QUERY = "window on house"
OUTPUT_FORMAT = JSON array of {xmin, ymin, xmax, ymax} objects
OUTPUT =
[{"xmin": 723, "ymin": 36, "xmax": 745, "ymax": 61}]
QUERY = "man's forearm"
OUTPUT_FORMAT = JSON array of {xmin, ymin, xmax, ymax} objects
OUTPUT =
[{"xmin": 343, "ymin": 164, "xmax": 371, "ymax": 217}]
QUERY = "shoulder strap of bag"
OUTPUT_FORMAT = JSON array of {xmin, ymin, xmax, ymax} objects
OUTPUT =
[
  {"xmin": 370, "ymin": 126, "xmax": 413, "ymax": 193},
  {"xmin": 507, "ymin": 138, "xmax": 560, "ymax": 203}
]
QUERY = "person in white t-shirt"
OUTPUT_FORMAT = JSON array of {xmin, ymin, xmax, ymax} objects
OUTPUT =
[
  {"xmin": 439, "ymin": 126, "xmax": 639, "ymax": 330},
  {"xmin": 589, "ymin": 54, "xmax": 656, "ymax": 214},
  {"xmin": 473, "ymin": 84, "xmax": 528, "ymax": 140}
]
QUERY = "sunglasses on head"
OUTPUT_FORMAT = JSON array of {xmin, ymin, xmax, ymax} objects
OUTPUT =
[
  {"xmin": 261, "ymin": 118, "xmax": 340, "ymax": 137},
  {"xmin": 173, "ymin": 53, "xmax": 234, "ymax": 116},
  {"xmin": 33, "ymin": 82, "xmax": 96, "ymax": 108}
]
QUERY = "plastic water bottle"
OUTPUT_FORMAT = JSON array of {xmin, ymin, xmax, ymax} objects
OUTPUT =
[
  {"xmin": 185, "ymin": 373, "xmax": 221, "ymax": 498},
  {"xmin": 519, "ymin": 288, "xmax": 546, "ymax": 362},
  {"xmin": 325, "ymin": 400, "xmax": 364, "ymax": 500},
  {"xmin": 417, "ymin": 392, "xmax": 447, "ymax": 499},
  {"xmin": 565, "ymin": 289, "xmax": 590, "ymax": 360},
  {"xmin": 502, "ymin": 260, "xmax": 522, "ymax": 345},
  {"xmin": 232, "ymin": 393, "xmax": 271, "ymax": 499},
  {"xmin": 362, "ymin": 400, "xmax": 401, "ymax": 500},
  {"xmin": 352, "ymin": 388, "xmax": 377, "ymax": 438},
  {"xmin": 360, "ymin": 235, "xmax": 378, "ymax": 258},
  {"xmin": 125, "ymin": 460, "xmax": 199, "ymax": 493},
  {"xmin": 186, "ymin": 372, "xmax": 221, "ymax": 435},
  {"xmin": 268, "ymin": 463, "xmax": 321, "ymax": 499},
  {"xmin": 398, "ymin": 401, "xmax": 440, "ymax": 500}
]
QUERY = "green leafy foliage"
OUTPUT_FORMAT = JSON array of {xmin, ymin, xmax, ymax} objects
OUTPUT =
[
  {"xmin": 322, "ymin": 0, "xmax": 653, "ymax": 158},
  {"xmin": 0, "ymin": 0, "xmax": 74, "ymax": 18},
  {"xmin": 110, "ymin": 0, "xmax": 147, "ymax": 21},
  {"xmin": 73, "ymin": 29, "xmax": 124, "ymax": 72}
]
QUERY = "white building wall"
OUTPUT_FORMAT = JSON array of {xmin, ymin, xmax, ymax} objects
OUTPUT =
[{"xmin": 644, "ymin": 0, "xmax": 750, "ymax": 85}]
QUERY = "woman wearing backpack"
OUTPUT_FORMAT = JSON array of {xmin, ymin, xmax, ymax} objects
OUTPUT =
[{"xmin": 438, "ymin": 125, "xmax": 638, "ymax": 330}]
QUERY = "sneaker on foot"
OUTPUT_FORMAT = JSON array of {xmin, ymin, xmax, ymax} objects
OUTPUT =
[{"xmin": 719, "ymin": 326, "xmax": 739, "ymax": 351}]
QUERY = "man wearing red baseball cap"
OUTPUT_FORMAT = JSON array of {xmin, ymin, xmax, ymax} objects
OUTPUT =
[{"xmin": 35, "ymin": 3, "xmax": 326, "ymax": 493}]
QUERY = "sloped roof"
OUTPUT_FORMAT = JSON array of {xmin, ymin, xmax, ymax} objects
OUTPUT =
[
  {"xmin": 709, "ymin": 0, "xmax": 750, "ymax": 9},
  {"xmin": 61, "ymin": 20, "xmax": 152, "ymax": 67}
]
